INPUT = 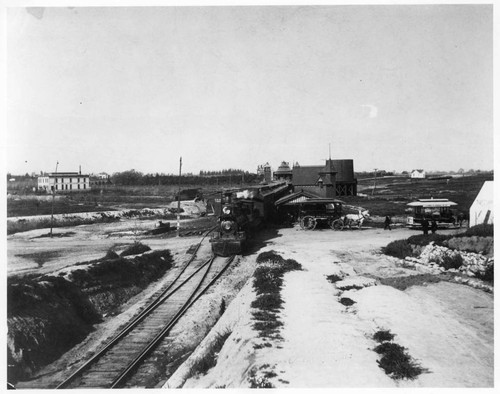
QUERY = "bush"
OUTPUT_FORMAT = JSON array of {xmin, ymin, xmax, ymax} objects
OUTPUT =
[
  {"xmin": 253, "ymin": 266, "xmax": 284, "ymax": 295},
  {"xmin": 439, "ymin": 253, "xmax": 464, "ymax": 270},
  {"xmin": 251, "ymin": 293, "xmax": 283, "ymax": 311},
  {"xmin": 104, "ymin": 249, "xmax": 120, "ymax": 260},
  {"xmin": 256, "ymin": 250, "xmax": 284, "ymax": 264},
  {"xmin": 382, "ymin": 239, "xmax": 413, "ymax": 259},
  {"xmin": 373, "ymin": 330, "xmax": 395, "ymax": 343},
  {"xmin": 475, "ymin": 263, "xmax": 494, "ymax": 283},
  {"xmin": 120, "ymin": 242, "xmax": 151, "ymax": 257},
  {"xmin": 374, "ymin": 342, "xmax": 426, "ymax": 380},
  {"xmin": 464, "ymin": 224, "xmax": 493, "ymax": 237},
  {"xmin": 406, "ymin": 233, "xmax": 451, "ymax": 247},
  {"xmin": 282, "ymin": 258, "xmax": 302, "ymax": 272},
  {"xmin": 326, "ymin": 274, "xmax": 343, "ymax": 283}
]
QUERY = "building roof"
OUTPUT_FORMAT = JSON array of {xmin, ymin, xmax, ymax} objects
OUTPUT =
[
  {"xmin": 292, "ymin": 166, "xmax": 323, "ymax": 186},
  {"xmin": 48, "ymin": 172, "xmax": 90, "ymax": 177},
  {"xmin": 274, "ymin": 161, "xmax": 292, "ymax": 175},
  {"xmin": 407, "ymin": 199, "xmax": 457, "ymax": 208}
]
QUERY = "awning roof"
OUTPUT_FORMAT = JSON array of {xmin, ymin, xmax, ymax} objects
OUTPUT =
[
  {"xmin": 284, "ymin": 197, "xmax": 345, "ymax": 206},
  {"xmin": 275, "ymin": 190, "xmax": 318, "ymax": 206}
]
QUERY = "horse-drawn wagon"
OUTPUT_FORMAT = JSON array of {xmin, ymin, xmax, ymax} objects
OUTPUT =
[{"xmin": 294, "ymin": 198, "xmax": 345, "ymax": 230}]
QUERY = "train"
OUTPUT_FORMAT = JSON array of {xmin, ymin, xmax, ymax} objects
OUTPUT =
[{"xmin": 209, "ymin": 182, "xmax": 291, "ymax": 256}]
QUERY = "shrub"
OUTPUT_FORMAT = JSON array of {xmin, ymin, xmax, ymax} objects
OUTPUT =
[
  {"xmin": 256, "ymin": 250, "xmax": 284, "ymax": 264},
  {"xmin": 339, "ymin": 297, "xmax": 356, "ymax": 306},
  {"xmin": 475, "ymin": 263, "xmax": 494, "ymax": 283},
  {"xmin": 373, "ymin": 330, "xmax": 395, "ymax": 343},
  {"xmin": 374, "ymin": 342, "xmax": 426, "ymax": 380},
  {"xmin": 406, "ymin": 233, "xmax": 451, "ymax": 247},
  {"xmin": 464, "ymin": 224, "xmax": 493, "ymax": 237},
  {"xmin": 251, "ymin": 293, "xmax": 283, "ymax": 311},
  {"xmin": 382, "ymin": 239, "xmax": 413, "ymax": 259},
  {"xmin": 104, "ymin": 249, "xmax": 120, "ymax": 260},
  {"xmin": 120, "ymin": 242, "xmax": 151, "ymax": 257},
  {"xmin": 326, "ymin": 274, "xmax": 343, "ymax": 283},
  {"xmin": 253, "ymin": 266, "xmax": 284, "ymax": 295},
  {"xmin": 282, "ymin": 258, "xmax": 302, "ymax": 272},
  {"xmin": 439, "ymin": 253, "xmax": 464, "ymax": 270}
]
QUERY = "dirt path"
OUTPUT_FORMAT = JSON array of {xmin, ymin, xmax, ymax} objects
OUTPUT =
[{"xmin": 180, "ymin": 225, "xmax": 494, "ymax": 388}]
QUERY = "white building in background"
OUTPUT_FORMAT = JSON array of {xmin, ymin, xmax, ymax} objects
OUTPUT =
[
  {"xmin": 37, "ymin": 171, "xmax": 91, "ymax": 192},
  {"xmin": 410, "ymin": 169, "xmax": 426, "ymax": 179},
  {"xmin": 469, "ymin": 181, "xmax": 494, "ymax": 226}
]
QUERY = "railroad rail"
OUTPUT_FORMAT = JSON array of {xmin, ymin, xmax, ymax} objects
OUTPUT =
[{"xmin": 56, "ymin": 231, "xmax": 233, "ymax": 389}]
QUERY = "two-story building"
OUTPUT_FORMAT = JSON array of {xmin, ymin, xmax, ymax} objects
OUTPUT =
[{"xmin": 37, "ymin": 171, "xmax": 91, "ymax": 192}]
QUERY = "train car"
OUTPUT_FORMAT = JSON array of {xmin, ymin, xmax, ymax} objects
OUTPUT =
[
  {"xmin": 210, "ymin": 182, "xmax": 291, "ymax": 256},
  {"xmin": 406, "ymin": 198, "xmax": 459, "ymax": 228}
]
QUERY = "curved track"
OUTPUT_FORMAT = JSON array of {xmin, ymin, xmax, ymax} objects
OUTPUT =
[{"xmin": 56, "ymin": 234, "xmax": 233, "ymax": 389}]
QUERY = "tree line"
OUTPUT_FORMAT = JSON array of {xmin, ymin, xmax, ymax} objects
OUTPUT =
[{"xmin": 110, "ymin": 169, "xmax": 260, "ymax": 186}]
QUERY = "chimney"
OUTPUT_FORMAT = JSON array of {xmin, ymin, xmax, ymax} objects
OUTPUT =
[{"xmin": 79, "ymin": 165, "xmax": 81, "ymax": 175}]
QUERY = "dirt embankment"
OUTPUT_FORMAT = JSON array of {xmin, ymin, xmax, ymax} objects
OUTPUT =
[{"xmin": 7, "ymin": 248, "xmax": 173, "ymax": 383}]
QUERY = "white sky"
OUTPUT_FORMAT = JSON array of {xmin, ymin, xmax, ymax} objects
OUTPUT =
[{"xmin": 4, "ymin": 2, "xmax": 494, "ymax": 175}]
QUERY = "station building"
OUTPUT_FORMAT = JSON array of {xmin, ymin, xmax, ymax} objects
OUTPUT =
[{"xmin": 290, "ymin": 159, "xmax": 357, "ymax": 198}]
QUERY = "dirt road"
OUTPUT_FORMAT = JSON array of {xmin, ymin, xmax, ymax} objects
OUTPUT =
[{"xmin": 179, "ymin": 225, "xmax": 494, "ymax": 388}]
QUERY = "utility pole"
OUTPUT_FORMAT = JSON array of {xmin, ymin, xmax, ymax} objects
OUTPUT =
[
  {"xmin": 177, "ymin": 157, "xmax": 182, "ymax": 237},
  {"xmin": 50, "ymin": 161, "xmax": 59, "ymax": 237},
  {"xmin": 372, "ymin": 168, "xmax": 378, "ymax": 196}
]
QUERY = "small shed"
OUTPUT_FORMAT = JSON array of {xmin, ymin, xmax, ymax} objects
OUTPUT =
[{"xmin": 469, "ymin": 181, "xmax": 494, "ymax": 226}]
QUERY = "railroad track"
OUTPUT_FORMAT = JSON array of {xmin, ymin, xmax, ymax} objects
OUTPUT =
[{"xmin": 56, "ymin": 251, "xmax": 235, "ymax": 389}]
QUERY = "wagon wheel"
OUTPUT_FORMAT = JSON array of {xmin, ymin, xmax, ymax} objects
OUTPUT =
[
  {"xmin": 330, "ymin": 219, "xmax": 344, "ymax": 231},
  {"xmin": 300, "ymin": 216, "xmax": 317, "ymax": 230}
]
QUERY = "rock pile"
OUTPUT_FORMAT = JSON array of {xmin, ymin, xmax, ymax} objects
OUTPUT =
[{"xmin": 402, "ymin": 242, "xmax": 493, "ymax": 293}]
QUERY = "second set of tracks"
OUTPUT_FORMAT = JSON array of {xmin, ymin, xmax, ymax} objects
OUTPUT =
[{"xmin": 56, "ymin": 244, "xmax": 235, "ymax": 389}]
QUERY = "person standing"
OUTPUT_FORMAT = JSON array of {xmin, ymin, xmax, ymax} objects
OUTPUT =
[
  {"xmin": 431, "ymin": 219, "xmax": 438, "ymax": 234},
  {"xmin": 384, "ymin": 215, "xmax": 392, "ymax": 230},
  {"xmin": 422, "ymin": 219, "xmax": 429, "ymax": 235}
]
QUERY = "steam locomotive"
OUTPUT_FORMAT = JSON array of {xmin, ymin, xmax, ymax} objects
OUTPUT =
[
  {"xmin": 210, "ymin": 192, "xmax": 252, "ymax": 257},
  {"xmin": 209, "ymin": 183, "xmax": 291, "ymax": 256}
]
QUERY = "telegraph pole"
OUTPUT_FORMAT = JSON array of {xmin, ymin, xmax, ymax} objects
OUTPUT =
[
  {"xmin": 50, "ymin": 161, "xmax": 59, "ymax": 237},
  {"xmin": 177, "ymin": 157, "xmax": 182, "ymax": 237},
  {"xmin": 372, "ymin": 168, "xmax": 378, "ymax": 196}
]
